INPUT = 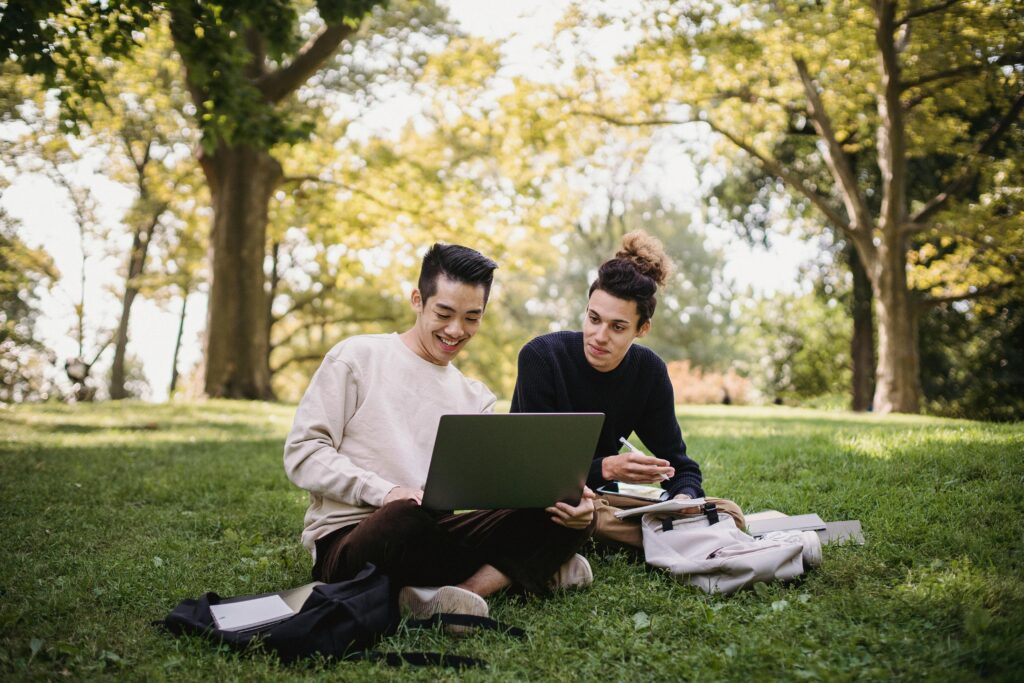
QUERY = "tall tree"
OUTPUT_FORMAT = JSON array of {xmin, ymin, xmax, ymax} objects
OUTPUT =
[
  {"xmin": 3, "ymin": 129, "xmax": 116, "ymax": 398},
  {"xmin": 710, "ymin": 150, "xmax": 877, "ymax": 411},
  {"xmin": 2, "ymin": 36, "xmax": 197, "ymax": 401},
  {"xmin": 1, "ymin": 0, "xmax": 451, "ymax": 399},
  {"xmin": 564, "ymin": 0, "xmax": 1024, "ymax": 413},
  {"xmin": 92, "ymin": 32, "xmax": 196, "ymax": 399}
]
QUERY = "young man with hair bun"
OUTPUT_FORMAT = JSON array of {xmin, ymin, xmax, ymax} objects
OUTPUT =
[{"xmin": 511, "ymin": 231, "xmax": 745, "ymax": 548}]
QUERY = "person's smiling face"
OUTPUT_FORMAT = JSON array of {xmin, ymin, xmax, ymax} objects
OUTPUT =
[
  {"xmin": 582, "ymin": 289, "xmax": 650, "ymax": 372},
  {"xmin": 402, "ymin": 275, "xmax": 487, "ymax": 365}
]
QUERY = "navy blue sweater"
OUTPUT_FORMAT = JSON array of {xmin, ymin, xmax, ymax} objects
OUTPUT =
[{"xmin": 510, "ymin": 331, "xmax": 704, "ymax": 499}]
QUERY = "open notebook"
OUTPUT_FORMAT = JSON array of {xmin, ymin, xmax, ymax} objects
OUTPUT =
[{"xmin": 209, "ymin": 581, "xmax": 323, "ymax": 632}]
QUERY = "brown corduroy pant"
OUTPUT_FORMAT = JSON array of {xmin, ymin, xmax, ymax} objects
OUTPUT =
[{"xmin": 312, "ymin": 499, "xmax": 594, "ymax": 595}]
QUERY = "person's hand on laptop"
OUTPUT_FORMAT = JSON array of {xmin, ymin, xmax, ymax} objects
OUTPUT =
[
  {"xmin": 546, "ymin": 486, "xmax": 596, "ymax": 529},
  {"xmin": 384, "ymin": 486, "xmax": 423, "ymax": 506},
  {"xmin": 601, "ymin": 453, "xmax": 674, "ymax": 484}
]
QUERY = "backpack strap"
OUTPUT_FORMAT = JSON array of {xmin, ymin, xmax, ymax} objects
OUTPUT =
[
  {"xmin": 703, "ymin": 502, "xmax": 720, "ymax": 525},
  {"xmin": 344, "ymin": 613, "xmax": 524, "ymax": 668},
  {"xmin": 408, "ymin": 613, "xmax": 527, "ymax": 638},
  {"xmin": 349, "ymin": 650, "xmax": 486, "ymax": 668}
]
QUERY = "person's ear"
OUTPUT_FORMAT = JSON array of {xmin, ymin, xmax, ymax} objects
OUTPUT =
[
  {"xmin": 410, "ymin": 289, "xmax": 423, "ymax": 313},
  {"xmin": 636, "ymin": 320, "xmax": 651, "ymax": 338}
]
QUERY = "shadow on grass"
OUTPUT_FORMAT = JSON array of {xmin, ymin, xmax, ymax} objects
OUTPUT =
[
  {"xmin": 0, "ymin": 401, "xmax": 296, "ymax": 440},
  {"xmin": 36, "ymin": 422, "xmax": 163, "ymax": 434}
]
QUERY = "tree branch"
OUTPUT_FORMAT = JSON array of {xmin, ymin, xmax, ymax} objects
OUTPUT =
[
  {"xmin": 794, "ymin": 57, "xmax": 875, "ymax": 234},
  {"xmin": 917, "ymin": 282, "xmax": 1007, "ymax": 308},
  {"xmin": 706, "ymin": 120, "xmax": 854, "ymax": 234},
  {"xmin": 902, "ymin": 54, "xmax": 1024, "ymax": 91},
  {"xmin": 907, "ymin": 87, "xmax": 1024, "ymax": 229},
  {"xmin": 571, "ymin": 108, "xmax": 853, "ymax": 234},
  {"xmin": 873, "ymin": 1, "xmax": 910, "ymax": 236},
  {"xmin": 897, "ymin": 0, "xmax": 961, "ymax": 26},
  {"xmin": 710, "ymin": 88, "xmax": 805, "ymax": 113},
  {"xmin": 282, "ymin": 174, "xmax": 423, "ymax": 219},
  {"xmin": 270, "ymin": 286, "xmax": 331, "ymax": 326},
  {"xmin": 270, "ymin": 316, "xmax": 400, "ymax": 372},
  {"xmin": 256, "ymin": 22, "xmax": 357, "ymax": 102},
  {"xmin": 166, "ymin": 6, "xmax": 214, "ymax": 110},
  {"xmin": 87, "ymin": 334, "xmax": 114, "ymax": 368},
  {"xmin": 244, "ymin": 28, "xmax": 267, "ymax": 81},
  {"xmin": 270, "ymin": 352, "xmax": 330, "ymax": 375}
]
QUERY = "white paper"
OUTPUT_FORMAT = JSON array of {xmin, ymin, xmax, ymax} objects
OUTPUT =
[
  {"xmin": 613, "ymin": 497, "xmax": 708, "ymax": 519},
  {"xmin": 615, "ymin": 483, "xmax": 667, "ymax": 500},
  {"xmin": 210, "ymin": 595, "xmax": 295, "ymax": 632}
]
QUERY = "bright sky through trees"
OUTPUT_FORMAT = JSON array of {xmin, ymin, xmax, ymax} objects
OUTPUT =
[{"xmin": 1, "ymin": 0, "xmax": 817, "ymax": 400}]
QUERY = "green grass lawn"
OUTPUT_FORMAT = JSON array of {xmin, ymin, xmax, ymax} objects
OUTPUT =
[{"xmin": 1, "ymin": 401, "xmax": 1022, "ymax": 682}]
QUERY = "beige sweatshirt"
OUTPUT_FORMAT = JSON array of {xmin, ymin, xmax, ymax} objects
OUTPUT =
[{"xmin": 283, "ymin": 333, "xmax": 496, "ymax": 555}]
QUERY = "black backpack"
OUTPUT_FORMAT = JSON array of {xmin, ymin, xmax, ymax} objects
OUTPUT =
[{"xmin": 159, "ymin": 563, "xmax": 522, "ymax": 667}]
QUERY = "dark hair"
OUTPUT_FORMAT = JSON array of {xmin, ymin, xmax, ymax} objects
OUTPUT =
[
  {"xmin": 418, "ymin": 243, "xmax": 498, "ymax": 305},
  {"xmin": 589, "ymin": 231, "xmax": 672, "ymax": 328}
]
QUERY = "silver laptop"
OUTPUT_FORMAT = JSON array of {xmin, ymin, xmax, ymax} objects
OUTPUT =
[{"xmin": 421, "ymin": 413, "xmax": 605, "ymax": 510}]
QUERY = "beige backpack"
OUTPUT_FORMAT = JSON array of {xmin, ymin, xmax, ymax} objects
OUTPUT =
[{"xmin": 641, "ymin": 509, "xmax": 806, "ymax": 594}]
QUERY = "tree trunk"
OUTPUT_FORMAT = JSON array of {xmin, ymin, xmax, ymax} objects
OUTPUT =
[
  {"xmin": 848, "ymin": 244, "xmax": 875, "ymax": 411},
  {"xmin": 110, "ymin": 218, "xmax": 157, "ymax": 399},
  {"xmin": 870, "ymin": 0, "xmax": 919, "ymax": 414},
  {"xmin": 871, "ymin": 240, "xmax": 921, "ymax": 413},
  {"xmin": 169, "ymin": 286, "xmax": 189, "ymax": 396},
  {"xmin": 200, "ymin": 143, "xmax": 282, "ymax": 400},
  {"xmin": 109, "ymin": 287, "xmax": 139, "ymax": 400}
]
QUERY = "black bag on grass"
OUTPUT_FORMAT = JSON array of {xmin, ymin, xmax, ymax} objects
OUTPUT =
[{"xmin": 159, "ymin": 563, "xmax": 521, "ymax": 667}]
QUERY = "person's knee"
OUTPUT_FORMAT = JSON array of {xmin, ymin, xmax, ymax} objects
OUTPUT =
[
  {"xmin": 371, "ymin": 499, "xmax": 441, "ymax": 543},
  {"xmin": 379, "ymin": 498, "xmax": 421, "ymax": 517},
  {"xmin": 378, "ymin": 498, "xmax": 431, "ymax": 521}
]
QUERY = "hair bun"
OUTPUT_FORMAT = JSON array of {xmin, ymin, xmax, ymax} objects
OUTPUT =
[{"xmin": 615, "ymin": 231, "xmax": 672, "ymax": 287}]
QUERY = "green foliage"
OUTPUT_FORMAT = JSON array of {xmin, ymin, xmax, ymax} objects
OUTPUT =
[
  {"xmin": 1, "ymin": 0, "xmax": 385, "ymax": 148},
  {"xmin": 0, "ymin": 1, "xmax": 153, "ymax": 135},
  {"xmin": 164, "ymin": 1, "xmax": 310, "ymax": 150},
  {"xmin": 544, "ymin": 196, "xmax": 735, "ymax": 370},
  {"xmin": 627, "ymin": 202, "xmax": 734, "ymax": 368},
  {"xmin": 920, "ymin": 302, "xmax": 1024, "ymax": 422},
  {"xmin": 0, "ymin": 207, "xmax": 60, "ymax": 403},
  {"xmin": 0, "ymin": 210, "xmax": 57, "ymax": 347},
  {"xmin": 563, "ymin": 0, "xmax": 1024, "ymax": 412},
  {"xmin": 264, "ymin": 33, "xmax": 583, "ymax": 400},
  {"xmin": 736, "ymin": 289, "xmax": 853, "ymax": 404},
  {"xmin": 1, "ymin": 402, "xmax": 1022, "ymax": 679}
]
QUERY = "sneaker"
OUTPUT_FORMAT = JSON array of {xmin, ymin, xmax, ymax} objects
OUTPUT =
[
  {"xmin": 398, "ymin": 585, "xmax": 489, "ymax": 623},
  {"xmin": 761, "ymin": 530, "xmax": 823, "ymax": 569},
  {"xmin": 550, "ymin": 554, "xmax": 594, "ymax": 591}
]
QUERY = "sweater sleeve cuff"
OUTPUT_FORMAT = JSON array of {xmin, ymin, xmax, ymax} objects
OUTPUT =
[
  {"xmin": 358, "ymin": 473, "xmax": 398, "ymax": 508},
  {"xmin": 668, "ymin": 480, "xmax": 704, "ymax": 499}
]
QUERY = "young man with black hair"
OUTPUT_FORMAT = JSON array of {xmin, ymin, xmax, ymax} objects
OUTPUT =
[{"xmin": 285, "ymin": 243, "xmax": 595, "ymax": 621}]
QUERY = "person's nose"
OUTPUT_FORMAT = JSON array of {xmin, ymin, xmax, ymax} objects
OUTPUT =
[
  {"xmin": 445, "ymin": 318, "xmax": 465, "ymax": 338},
  {"xmin": 594, "ymin": 324, "xmax": 609, "ymax": 344}
]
